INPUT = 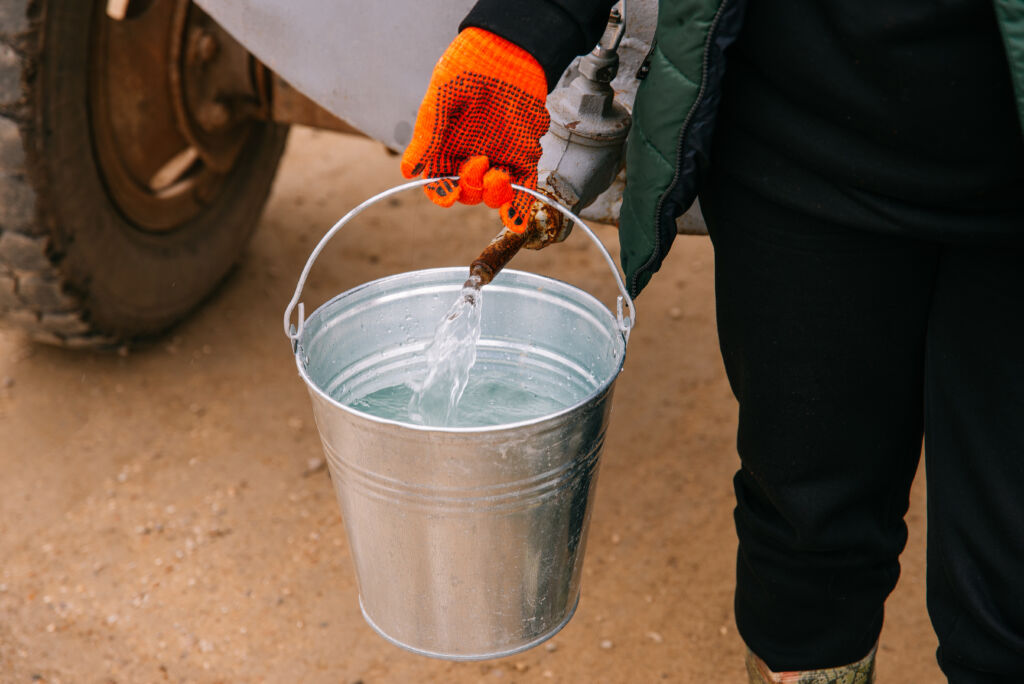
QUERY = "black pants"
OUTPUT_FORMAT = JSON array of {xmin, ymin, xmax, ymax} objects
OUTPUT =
[{"xmin": 699, "ymin": 172, "xmax": 1024, "ymax": 682}]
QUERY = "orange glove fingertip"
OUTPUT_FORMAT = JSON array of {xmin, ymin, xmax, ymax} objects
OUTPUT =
[
  {"xmin": 424, "ymin": 178, "xmax": 461, "ymax": 208},
  {"xmin": 482, "ymin": 168, "xmax": 513, "ymax": 208},
  {"xmin": 401, "ymin": 158, "xmax": 425, "ymax": 179},
  {"xmin": 500, "ymin": 202, "xmax": 528, "ymax": 234},
  {"xmin": 457, "ymin": 155, "xmax": 490, "ymax": 205}
]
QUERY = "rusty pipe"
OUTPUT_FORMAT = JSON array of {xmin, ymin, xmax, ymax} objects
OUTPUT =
[
  {"xmin": 466, "ymin": 186, "xmax": 574, "ymax": 287},
  {"xmin": 467, "ymin": 227, "xmax": 530, "ymax": 287}
]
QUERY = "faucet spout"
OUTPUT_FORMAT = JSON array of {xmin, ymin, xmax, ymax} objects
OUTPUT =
[{"xmin": 468, "ymin": 227, "xmax": 530, "ymax": 286}]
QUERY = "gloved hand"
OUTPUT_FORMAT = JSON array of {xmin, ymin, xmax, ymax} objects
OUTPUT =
[{"xmin": 401, "ymin": 27, "xmax": 550, "ymax": 233}]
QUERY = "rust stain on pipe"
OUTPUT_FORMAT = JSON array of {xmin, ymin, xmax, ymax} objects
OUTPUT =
[
  {"xmin": 468, "ymin": 228, "xmax": 529, "ymax": 286},
  {"xmin": 467, "ymin": 190, "xmax": 572, "ymax": 287}
]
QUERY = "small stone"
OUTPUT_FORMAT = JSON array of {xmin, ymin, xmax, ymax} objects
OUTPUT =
[
  {"xmin": 198, "ymin": 639, "xmax": 214, "ymax": 653},
  {"xmin": 600, "ymin": 639, "xmax": 613, "ymax": 650},
  {"xmin": 46, "ymin": 623, "xmax": 55, "ymax": 633},
  {"xmin": 303, "ymin": 457, "xmax": 326, "ymax": 476},
  {"xmin": 542, "ymin": 671, "xmax": 554, "ymax": 679},
  {"xmin": 719, "ymin": 625, "xmax": 728, "ymax": 636},
  {"xmin": 669, "ymin": 306, "xmax": 683, "ymax": 319},
  {"xmin": 106, "ymin": 614, "xmax": 119, "ymax": 625},
  {"xmin": 611, "ymin": 533, "xmax": 621, "ymax": 544},
  {"xmin": 514, "ymin": 662, "xmax": 528, "ymax": 672},
  {"xmin": 646, "ymin": 631, "xmax": 664, "ymax": 644},
  {"xmin": 287, "ymin": 417, "xmax": 303, "ymax": 430}
]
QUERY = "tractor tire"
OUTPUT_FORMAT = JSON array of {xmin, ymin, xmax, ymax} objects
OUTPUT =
[{"xmin": 0, "ymin": 0, "xmax": 288, "ymax": 347}]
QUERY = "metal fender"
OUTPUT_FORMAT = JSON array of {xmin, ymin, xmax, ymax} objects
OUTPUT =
[
  {"xmin": 191, "ymin": 1, "xmax": 689, "ymax": 229},
  {"xmin": 192, "ymin": 0, "xmax": 474, "ymax": 152}
]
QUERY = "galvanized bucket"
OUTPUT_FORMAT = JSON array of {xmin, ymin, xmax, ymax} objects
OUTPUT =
[{"xmin": 284, "ymin": 179, "xmax": 636, "ymax": 660}]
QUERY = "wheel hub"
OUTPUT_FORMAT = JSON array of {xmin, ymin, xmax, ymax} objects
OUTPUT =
[{"xmin": 89, "ymin": 0, "xmax": 267, "ymax": 232}]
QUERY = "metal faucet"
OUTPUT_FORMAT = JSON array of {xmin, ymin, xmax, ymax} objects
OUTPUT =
[
  {"xmin": 472, "ymin": 4, "xmax": 632, "ymax": 275},
  {"xmin": 535, "ymin": 3, "xmax": 632, "ymax": 238}
]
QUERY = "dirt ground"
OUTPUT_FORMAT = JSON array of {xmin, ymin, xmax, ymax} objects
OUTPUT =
[{"xmin": 0, "ymin": 129, "xmax": 943, "ymax": 683}]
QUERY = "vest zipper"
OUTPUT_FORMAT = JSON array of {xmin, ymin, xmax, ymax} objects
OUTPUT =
[{"xmin": 630, "ymin": 0, "xmax": 731, "ymax": 295}]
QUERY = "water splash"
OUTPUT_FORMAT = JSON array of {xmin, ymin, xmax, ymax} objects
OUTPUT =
[{"xmin": 408, "ymin": 277, "xmax": 483, "ymax": 426}]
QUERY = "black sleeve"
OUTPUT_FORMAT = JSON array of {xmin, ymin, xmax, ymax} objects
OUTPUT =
[{"xmin": 460, "ymin": 0, "xmax": 619, "ymax": 91}]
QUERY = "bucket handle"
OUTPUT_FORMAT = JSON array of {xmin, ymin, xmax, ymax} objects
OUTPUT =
[{"xmin": 284, "ymin": 177, "xmax": 636, "ymax": 347}]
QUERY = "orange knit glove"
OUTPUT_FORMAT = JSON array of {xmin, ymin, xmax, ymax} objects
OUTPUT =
[{"xmin": 401, "ymin": 27, "xmax": 550, "ymax": 233}]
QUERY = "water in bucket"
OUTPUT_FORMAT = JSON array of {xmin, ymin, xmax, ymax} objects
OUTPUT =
[
  {"xmin": 350, "ymin": 362, "xmax": 588, "ymax": 428},
  {"xmin": 347, "ymin": 275, "xmax": 592, "ymax": 428}
]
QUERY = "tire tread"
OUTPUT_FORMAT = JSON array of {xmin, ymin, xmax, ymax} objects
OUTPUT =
[{"xmin": 0, "ymin": 0, "xmax": 102, "ymax": 346}]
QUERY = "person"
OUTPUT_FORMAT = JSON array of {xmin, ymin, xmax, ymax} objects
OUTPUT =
[{"xmin": 399, "ymin": 1, "xmax": 1024, "ymax": 681}]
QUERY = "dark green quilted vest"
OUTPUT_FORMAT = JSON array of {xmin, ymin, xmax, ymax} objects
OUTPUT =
[{"xmin": 620, "ymin": 0, "xmax": 1024, "ymax": 298}]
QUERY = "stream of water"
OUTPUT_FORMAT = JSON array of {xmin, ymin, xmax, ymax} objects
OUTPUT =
[{"xmin": 406, "ymin": 278, "xmax": 483, "ymax": 425}]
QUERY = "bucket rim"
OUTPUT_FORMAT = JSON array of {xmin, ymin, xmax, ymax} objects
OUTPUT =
[{"xmin": 293, "ymin": 266, "xmax": 626, "ymax": 434}]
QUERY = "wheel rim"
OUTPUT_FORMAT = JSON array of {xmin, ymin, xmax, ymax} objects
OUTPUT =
[{"xmin": 88, "ymin": 0, "xmax": 268, "ymax": 233}]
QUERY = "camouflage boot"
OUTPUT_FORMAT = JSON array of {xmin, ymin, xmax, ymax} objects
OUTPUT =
[{"xmin": 745, "ymin": 643, "xmax": 877, "ymax": 684}]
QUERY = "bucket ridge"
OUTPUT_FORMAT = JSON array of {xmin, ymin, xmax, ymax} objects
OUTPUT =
[{"xmin": 321, "ymin": 433, "xmax": 605, "ymax": 514}]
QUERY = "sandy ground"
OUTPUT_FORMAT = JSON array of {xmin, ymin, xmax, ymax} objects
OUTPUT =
[{"xmin": 0, "ymin": 129, "xmax": 942, "ymax": 683}]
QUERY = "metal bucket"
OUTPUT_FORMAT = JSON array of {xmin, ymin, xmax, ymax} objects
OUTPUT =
[{"xmin": 284, "ymin": 179, "xmax": 636, "ymax": 660}]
